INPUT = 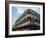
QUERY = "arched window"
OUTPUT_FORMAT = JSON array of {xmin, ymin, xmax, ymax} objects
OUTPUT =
[
  {"xmin": 36, "ymin": 19, "xmax": 37, "ymax": 22},
  {"xmin": 27, "ymin": 17, "xmax": 31, "ymax": 22},
  {"xmin": 39, "ymin": 20, "xmax": 40, "ymax": 23}
]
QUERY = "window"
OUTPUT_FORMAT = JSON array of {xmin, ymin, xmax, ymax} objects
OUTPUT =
[
  {"xmin": 39, "ymin": 20, "xmax": 40, "ymax": 23},
  {"xmin": 36, "ymin": 19, "xmax": 37, "ymax": 22},
  {"xmin": 27, "ymin": 17, "xmax": 31, "ymax": 22}
]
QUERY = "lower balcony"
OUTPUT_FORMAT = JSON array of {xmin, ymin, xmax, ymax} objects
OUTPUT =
[{"xmin": 12, "ymin": 21, "xmax": 40, "ymax": 31}]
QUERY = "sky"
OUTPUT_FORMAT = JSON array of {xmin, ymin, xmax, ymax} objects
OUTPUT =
[{"xmin": 12, "ymin": 6, "xmax": 40, "ymax": 25}]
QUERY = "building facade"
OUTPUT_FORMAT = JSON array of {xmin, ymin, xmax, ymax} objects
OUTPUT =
[{"xmin": 12, "ymin": 9, "xmax": 40, "ymax": 31}]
